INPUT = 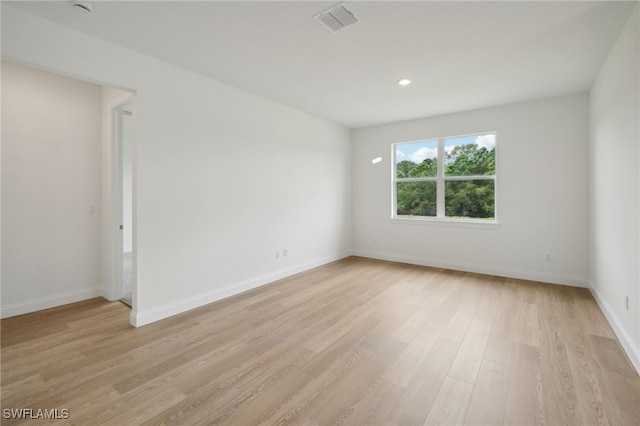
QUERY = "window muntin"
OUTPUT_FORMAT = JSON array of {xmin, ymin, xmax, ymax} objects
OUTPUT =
[{"xmin": 393, "ymin": 133, "xmax": 496, "ymax": 221}]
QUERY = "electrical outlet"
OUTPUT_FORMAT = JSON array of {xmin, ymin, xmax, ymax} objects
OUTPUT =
[
  {"xmin": 545, "ymin": 254, "xmax": 552, "ymax": 262},
  {"xmin": 276, "ymin": 250, "xmax": 281, "ymax": 259},
  {"xmin": 283, "ymin": 248, "xmax": 288, "ymax": 257}
]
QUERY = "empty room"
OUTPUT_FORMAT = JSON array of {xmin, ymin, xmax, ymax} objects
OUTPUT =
[{"xmin": 1, "ymin": 1, "xmax": 639, "ymax": 425}]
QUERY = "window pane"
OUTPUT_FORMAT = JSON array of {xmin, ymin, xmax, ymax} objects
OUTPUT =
[
  {"xmin": 444, "ymin": 134, "xmax": 495, "ymax": 177},
  {"xmin": 395, "ymin": 140, "xmax": 438, "ymax": 178},
  {"xmin": 445, "ymin": 180, "xmax": 495, "ymax": 219},
  {"xmin": 397, "ymin": 181, "xmax": 437, "ymax": 217}
]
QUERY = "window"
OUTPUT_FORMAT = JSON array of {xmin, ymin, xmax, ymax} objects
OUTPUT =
[{"xmin": 393, "ymin": 132, "xmax": 496, "ymax": 221}]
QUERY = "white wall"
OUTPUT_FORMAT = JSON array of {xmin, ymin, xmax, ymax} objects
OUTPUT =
[
  {"xmin": 1, "ymin": 61, "xmax": 104, "ymax": 316},
  {"xmin": 1, "ymin": 5, "xmax": 351, "ymax": 325},
  {"xmin": 589, "ymin": 5, "xmax": 639, "ymax": 372},
  {"xmin": 352, "ymin": 93, "xmax": 590, "ymax": 286}
]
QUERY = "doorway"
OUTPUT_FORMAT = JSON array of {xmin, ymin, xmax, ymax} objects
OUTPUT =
[{"xmin": 116, "ymin": 102, "xmax": 134, "ymax": 306}]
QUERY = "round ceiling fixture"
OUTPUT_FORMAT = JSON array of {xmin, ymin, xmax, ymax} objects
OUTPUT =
[
  {"xmin": 71, "ymin": 1, "xmax": 93, "ymax": 14},
  {"xmin": 398, "ymin": 79, "xmax": 412, "ymax": 87}
]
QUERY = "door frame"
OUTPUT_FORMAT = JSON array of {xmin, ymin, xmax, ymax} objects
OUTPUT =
[{"xmin": 110, "ymin": 99, "xmax": 136, "ymax": 310}]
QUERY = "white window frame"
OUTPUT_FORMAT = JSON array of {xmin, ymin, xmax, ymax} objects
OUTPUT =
[{"xmin": 391, "ymin": 132, "xmax": 498, "ymax": 227}]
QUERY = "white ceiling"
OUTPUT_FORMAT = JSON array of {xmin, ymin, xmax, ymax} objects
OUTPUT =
[{"xmin": 6, "ymin": 1, "xmax": 637, "ymax": 128}]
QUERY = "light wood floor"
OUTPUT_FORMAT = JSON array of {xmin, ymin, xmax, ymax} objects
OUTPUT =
[{"xmin": 2, "ymin": 257, "xmax": 639, "ymax": 425}]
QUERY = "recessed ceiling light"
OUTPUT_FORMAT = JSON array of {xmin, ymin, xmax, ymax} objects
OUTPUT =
[{"xmin": 398, "ymin": 79, "xmax": 412, "ymax": 87}]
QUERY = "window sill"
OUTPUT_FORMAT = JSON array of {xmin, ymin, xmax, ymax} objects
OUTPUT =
[{"xmin": 389, "ymin": 216, "xmax": 500, "ymax": 229}]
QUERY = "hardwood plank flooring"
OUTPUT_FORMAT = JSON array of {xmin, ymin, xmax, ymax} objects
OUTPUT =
[
  {"xmin": 463, "ymin": 359, "xmax": 509, "ymax": 425},
  {"xmin": 2, "ymin": 257, "xmax": 638, "ymax": 425}
]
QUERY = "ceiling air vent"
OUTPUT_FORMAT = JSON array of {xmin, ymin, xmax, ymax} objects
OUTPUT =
[{"xmin": 315, "ymin": 3, "xmax": 358, "ymax": 32}]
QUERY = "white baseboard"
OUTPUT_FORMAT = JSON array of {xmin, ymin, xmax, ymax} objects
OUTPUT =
[
  {"xmin": 131, "ymin": 251, "xmax": 351, "ymax": 327},
  {"xmin": 0, "ymin": 287, "xmax": 107, "ymax": 319},
  {"xmin": 589, "ymin": 286, "xmax": 640, "ymax": 375},
  {"xmin": 351, "ymin": 249, "xmax": 589, "ymax": 287}
]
